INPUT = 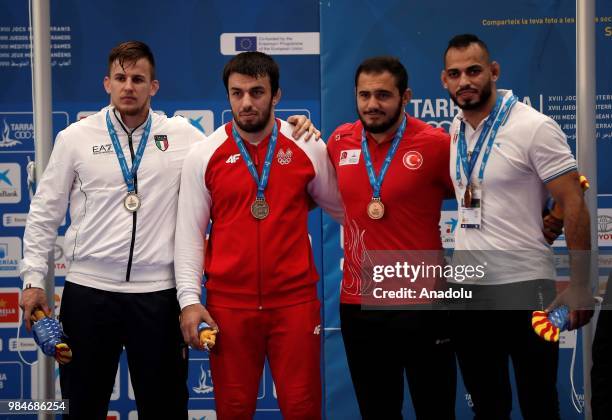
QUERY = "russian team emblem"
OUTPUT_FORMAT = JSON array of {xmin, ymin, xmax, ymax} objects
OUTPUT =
[
  {"xmin": 277, "ymin": 148, "xmax": 293, "ymax": 165},
  {"xmin": 154, "ymin": 135, "xmax": 169, "ymax": 151}
]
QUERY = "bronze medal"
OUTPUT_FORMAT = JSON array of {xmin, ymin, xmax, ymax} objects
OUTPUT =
[
  {"xmin": 251, "ymin": 198, "xmax": 269, "ymax": 220},
  {"xmin": 463, "ymin": 185, "xmax": 473, "ymax": 208},
  {"xmin": 367, "ymin": 198, "xmax": 385, "ymax": 220},
  {"xmin": 124, "ymin": 192, "xmax": 141, "ymax": 212}
]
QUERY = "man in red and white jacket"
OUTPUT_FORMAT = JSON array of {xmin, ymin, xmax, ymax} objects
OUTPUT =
[{"xmin": 175, "ymin": 52, "xmax": 343, "ymax": 419}]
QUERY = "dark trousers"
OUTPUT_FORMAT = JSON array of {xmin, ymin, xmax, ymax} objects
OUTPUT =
[
  {"xmin": 592, "ymin": 276, "xmax": 612, "ymax": 420},
  {"xmin": 340, "ymin": 304, "xmax": 456, "ymax": 420},
  {"xmin": 451, "ymin": 280, "xmax": 560, "ymax": 420},
  {"xmin": 59, "ymin": 281, "xmax": 188, "ymax": 420}
]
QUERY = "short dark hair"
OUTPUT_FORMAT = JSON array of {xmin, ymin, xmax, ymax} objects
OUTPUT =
[
  {"xmin": 444, "ymin": 34, "xmax": 490, "ymax": 66},
  {"xmin": 354, "ymin": 56, "xmax": 408, "ymax": 95},
  {"xmin": 223, "ymin": 52, "xmax": 280, "ymax": 96},
  {"xmin": 108, "ymin": 41, "xmax": 156, "ymax": 80}
]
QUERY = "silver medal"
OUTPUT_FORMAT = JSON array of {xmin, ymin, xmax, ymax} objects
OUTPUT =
[{"xmin": 124, "ymin": 192, "xmax": 141, "ymax": 212}]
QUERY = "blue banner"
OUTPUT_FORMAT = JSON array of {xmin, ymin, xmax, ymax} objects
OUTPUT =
[
  {"xmin": 321, "ymin": 1, "xmax": 611, "ymax": 419},
  {"xmin": 1, "ymin": 0, "xmax": 611, "ymax": 418},
  {"xmin": 0, "ymin": 1, "xmax": 320, "ymax": 419}
]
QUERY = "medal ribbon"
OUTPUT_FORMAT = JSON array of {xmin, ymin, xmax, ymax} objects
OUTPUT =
[
  {"xmin": 105, "ymin": 110, "xmax": 152, "ymax": 193},
  {"xmin": 361, "ymin": 114, "xmax": 407, "ymax": 199},
  {"xmin": 232, "ymin": 120, "xmax": 278, "ymax": 199},
  {"xmin": 455, "ymin": 94, "xmax": 517, "ymax": 186}
]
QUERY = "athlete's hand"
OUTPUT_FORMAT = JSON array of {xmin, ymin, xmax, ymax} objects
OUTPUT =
[
  {"xmin": 19, "ymin": 287, "xmax": 51, "ymax": 332},
  {"xmin": 542, "ymin": 213, "xmax": 563, "ymax": 245},
  {"xmin": 287, "ymin": 115, "xmax": 321, "ymax": 141},
  {"xmin": 180, "ymin": 303, "xmax": 218, "ymax": 350},
  {"xmin": 546, "ymin": 285, "xmax": 595, "ymax": 330}
]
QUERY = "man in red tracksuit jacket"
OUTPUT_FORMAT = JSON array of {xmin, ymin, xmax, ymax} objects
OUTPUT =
[
  {"xmin": 326, "ymin": 56, "xmax": 456, "ymax": 420},
  {"xmin": 174, "ymin": 52, "xmax": 343, "ymax": 419}
]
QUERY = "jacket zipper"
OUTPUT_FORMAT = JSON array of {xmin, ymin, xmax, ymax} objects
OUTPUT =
[
  {"xmin": 113, "ymin": 110, "xmax": 143, "ymax": 282},
  {"xmin": 125, "ymin": 132, "xmax": 137, "ymax": 282},
  {"xmin": 254, "ymin": 145, "xmax": 263, "ymax": 310}
]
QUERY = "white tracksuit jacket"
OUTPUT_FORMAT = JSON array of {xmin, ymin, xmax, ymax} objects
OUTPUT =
[{"xmin": 20, "ymin": 106, "xmax": 205, "ymax": 293}]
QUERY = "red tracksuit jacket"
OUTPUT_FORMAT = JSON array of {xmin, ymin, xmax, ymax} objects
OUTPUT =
[{"xmin": 175, "ymin": 119, "xmax": 344, "ymax": 310}]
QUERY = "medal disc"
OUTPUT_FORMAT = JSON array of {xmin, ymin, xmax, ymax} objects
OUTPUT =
[
  {"xmin": 124, "ymin": 193, "xmax": 141, "ymax": 212},
  {"xmin": 251, "ymin": 198, "xmax": 269, "ymax": 220},
  {"xmin": 463, "ymin": 185, "xmax": 473, "ymax": 208},
  {"xmin": 367, "ymin": 199, "xmax": 385, "ymax": 220}
]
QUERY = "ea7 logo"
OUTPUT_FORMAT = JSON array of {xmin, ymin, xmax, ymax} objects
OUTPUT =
[
  {"xmin": 226, "ymin": 154, "xmax": 240, "ymax": 164},
  {"xmin": 92, "ymin": 144, "xmax": 113, "ymax": 155}
]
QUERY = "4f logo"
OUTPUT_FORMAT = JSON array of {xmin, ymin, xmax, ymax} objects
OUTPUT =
[{"xmin": 226, "ymin": 154, "xmax": 240, "ymax": 164}]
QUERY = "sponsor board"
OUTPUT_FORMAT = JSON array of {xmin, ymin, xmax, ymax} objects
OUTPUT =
[
  {"xmin": 0, "ymin": 287, "xmax": 20, "ymax": 327},
  {"xmin": 0, "ymin": 361, "xmax": 23, "ymax": 399},
  {"xmin": 3, "ymin": 212, "xmax": 27, "ymax": 227},
  {"xmin": 0, "ymin": 163, "xmax": 21, "ymax": 203},
  {"xmin": 8, "ymin": 338, "xmax": 36, "ymax": 352},
  {"xmin": 3, "ymin": 213, "xmax": 66, "ymax": 227},
  {"xmin": 173, "ymin": 110, "xmax": 215, "ymax": 136},
  {"xmin": 598, "ymin": 209, "xmax": 612, "ymax": 245},
  {"xmin": 0, "ymin": 237, "xmax": 22, "ymax": 277}
]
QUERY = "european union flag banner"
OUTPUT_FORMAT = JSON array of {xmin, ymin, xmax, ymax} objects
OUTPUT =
[{"xmin": 235, "ymin": 36, "xmax": 257, "ymax": 52}]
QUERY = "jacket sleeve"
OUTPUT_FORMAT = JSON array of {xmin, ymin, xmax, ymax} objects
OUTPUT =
[
  {"xmin": 20, "ymin": 131, "xmax": 74, "ymax": 290},
  {"xmin": 174, "ymin": 143, "xmax": 212, "ymax": 310},
  {"xmin": 305, "ymin": 139, "xmax": 345, "ymax": 225}
]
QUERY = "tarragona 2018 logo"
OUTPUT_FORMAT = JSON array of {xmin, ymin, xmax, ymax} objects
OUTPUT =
[
  {"xmin": 0, "ymin": 120, "xmax": 20, "ymax": 147},
  {"xmin": 0, "ymin": 119, "xmax": 34, "ymax": 147}
]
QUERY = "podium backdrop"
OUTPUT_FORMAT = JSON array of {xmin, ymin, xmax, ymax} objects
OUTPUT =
[{"xmin": 0, "ymin": 1, "xmax": 610, "ymax": 418}]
